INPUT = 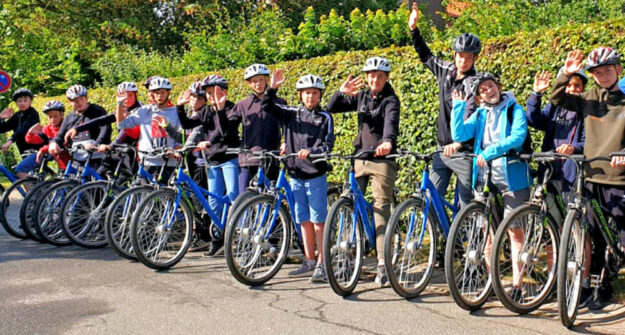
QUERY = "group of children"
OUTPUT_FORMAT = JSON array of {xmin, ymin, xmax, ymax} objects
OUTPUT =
[{"xmin": 1, "ymin": 2, "xmax": 624, "ymax": 307}]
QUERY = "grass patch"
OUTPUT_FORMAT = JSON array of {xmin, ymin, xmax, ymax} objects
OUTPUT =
[{"xmin": 613, "ymin": 269, "xmax": 625, "ymax": 304}]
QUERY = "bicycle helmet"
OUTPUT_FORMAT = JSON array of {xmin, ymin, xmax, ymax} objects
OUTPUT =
[
  {"xmin": 66, "ymin": 85, "xmax": 88, "ymax": 100},
  {"xmin": 201, "ymin": 74, "xmax": 229, "ymax": 90},
  {"xmin": 188, "ymin": 81, "xmax": 205, "ymax": 97},
  {"xmin": 148, "ymin": 76, "xmax": 172, "ymax": 91},
  {"xmin": 11, "ymin": 88, "xmax": 33, "ymax": 101},
  {"xmin": 470, "ymin": 72, "xmax": 499, "ymax": 96},
  {"xmin": 362, "ymin": 57, "xmax": 391, "ymax": 72},
  {"xmin": 586, "ymin": 47, "xmax": 621, "ymax": 71},
  {"xmin": 296, "ymin": 75, "xmax": 325, "ymax": 91},
  {"xmin": 143, "ymin": 76, "xmax": 155, "ymax": 89},
  {"xmin": 453, "ymin": 33, "xmax": 482, "ymax": 54},
  {"xmin": 244, "ymin": 64, "xmax": 270, "ymax": 80},
  {"xmin": 557, "ymin": 66, "xmax": 588, "ymax": 86},
  {"xmin": 42, "ymin": 100, "xmax": 65, "ymax": 114},
  {"xmin": 117, "ymin": 82, "xmax": 139, "ymax": 93}
]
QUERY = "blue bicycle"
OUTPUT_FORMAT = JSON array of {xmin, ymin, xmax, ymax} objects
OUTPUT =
[
  {"xmin": 104, "ymin": 148, "xmax": 164, "ymax": 259},
  {"xmin": 224, "ymin": 150, "xmax": 305, "ymax": 286},
  {"xmin": 34, "ymin": 145, "xmax": 105, "ymax": 246},
  {"xmin": 130, "ymin": 146, "xmax": 232, "ymax": 270},
  {"xmin": 383, "ymin": 150, "xmax": 459, "ymax": 299},
  {"xmin": 321, "ymin": 150, "xmax": 383, "ymax": 296}
]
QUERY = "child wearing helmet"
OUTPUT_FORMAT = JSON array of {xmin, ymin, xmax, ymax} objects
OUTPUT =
[
  {"xmin": 526, "ymin": 68, "xmax": 587, "ymax": 193},
  {"xmin": 408, "ymin": 2, "xmax": 478, "ymax": 208},
  {"xmin": 181, "ymin": 76, "xmax": 241, "ymax": 255},
  {"xmin": 25, "ymin": 100, "xmax": 71, "ymax": 170},
  {"xmin": 451, "ymin": 73, "xmax": 532, "ymax": 300},
  {"xmin": 327, "ymin": 56, "xmax": 400, "ymax": 287},
  {"xmin": 115, "ymin": 76, "xmax": 182, "ymax": 175},
  {"xmin": 263, "ymin": 71, "xmax": 335, "ymax": 283},
  {"xmin": 230, "ymin": 64, "xmax": 286, "ymax": 194},
  {"xmin": 550, "ymin": 47, "xmax": 625, "ymax": 309},
  {"xmin": 0, "ymin": 88, "xmax": 41, "ymax": 179},
  {"xmin": 48, "ymin": 85, "xmax": 111, "ymax": 158}
]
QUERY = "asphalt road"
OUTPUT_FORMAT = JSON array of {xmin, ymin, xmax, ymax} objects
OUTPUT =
[{"xmin": 1, "ymin": 229, "xmax": 624, "ymax": 335}]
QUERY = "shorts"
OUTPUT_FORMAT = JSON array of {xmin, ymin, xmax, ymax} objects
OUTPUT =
[{"xmin": 290, "ymin": 174, "xmax": 328, "ymax": 224}]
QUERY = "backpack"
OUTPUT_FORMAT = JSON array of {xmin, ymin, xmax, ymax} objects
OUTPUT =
[{"xmin": 506, "ymin": 103, "xmax": 533, "ymax": 154}]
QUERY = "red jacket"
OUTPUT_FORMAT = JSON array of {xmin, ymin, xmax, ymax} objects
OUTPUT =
[{"xmin": 25, "ymin": 123, "xmax": 71, "ymax": 169}]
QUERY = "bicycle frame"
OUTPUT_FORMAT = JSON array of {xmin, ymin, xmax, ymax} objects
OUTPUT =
[
  {"xmin": 419, "ymin": 169, "xmax": 456, "ymax": 238},
  {"xmin": 0, "ymin": 165, "xmax": 18, "ymax": 184},
  {"xmin": 339, "ymin": 167, "xmax": 376, "ymax": 249}
]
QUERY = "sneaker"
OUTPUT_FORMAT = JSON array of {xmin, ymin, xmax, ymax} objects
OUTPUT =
[
  {"xmin": 203, "ymin": 239, "xmax": 223, "ymax": 257},
  {"xmin": 579, "ymin": 286, "xmax": 593, "ymax": 309},
  {"xmin": 289, "ymin": 262, "xmax": 315, "ymax": 278},
  {"xmin": 587, "ymin": 287, "xmax": 607, "ymax": 310},
  {"xmin": 310, "ymin": 264, "xmax": 328, "ymax": 283},
  {"xmin": 374, "ymin": 265, "xmax": 388, "ymax": 287}
]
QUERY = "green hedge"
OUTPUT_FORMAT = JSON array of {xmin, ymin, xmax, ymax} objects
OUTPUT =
[{"xmin": 8, "ymin": 18, "xmax": 625, "ymax": 197}]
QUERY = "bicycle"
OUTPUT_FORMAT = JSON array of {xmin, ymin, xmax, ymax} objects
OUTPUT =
[
  {"xmin": 58, "ymin": 145, "xmax": 132, "ymax": 248},
  {"xmin": 383, "ymin": 149, "xmax": 460, "ymax": 299},
  {"xmin": 444, "ymin": 152, "xmax": 521, "ymax": 311},
  {"xmin": 321, "ymin": 150, "xmax": 390, "ymax": 296},
  {"xmin": 104, "ymin": 148, "xmax": 165, "ymax": 259},
  {"xmin": 490, "ymin": 152, "xmax": 567, "ymax": 314},
  {"xmin": 130, "ymin": 146, "xmax": 232, "ymax": 270},
  {"xmin": 0, "ymin": 150, "xmax": 55, "ymax": 239},
  {"xmin": 557, "ymin": 152, "xmax": 625, "ymax": 328},
  {"xmin": 224, "ymin": 150, "xmax": 311, "ymax": 286},
  {"xmin": 33, "ymin": 145, "xmax": 105, "ymax": 246}
]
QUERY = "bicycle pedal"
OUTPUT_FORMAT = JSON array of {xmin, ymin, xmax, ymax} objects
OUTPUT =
[{"xmin": 590, "ymin": 274, "xmax": 602, "ymax": 288}]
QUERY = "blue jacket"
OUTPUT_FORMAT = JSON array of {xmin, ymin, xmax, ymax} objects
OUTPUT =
[
  {"xmin": 451, "ymin": 93, "xmax": 532, "ymax": 192},
  {"xmin": 526, "ymin": 92, "xmax": 584, "ymax": 190}
]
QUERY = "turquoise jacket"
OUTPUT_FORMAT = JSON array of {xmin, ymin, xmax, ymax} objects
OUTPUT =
[{"xmin": 451, "ymin": 93, "xmax": 532, "ymax": 192}]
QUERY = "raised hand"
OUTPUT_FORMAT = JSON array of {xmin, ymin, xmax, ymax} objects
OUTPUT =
[
  {"xmin": 270, "ymin": 69, "xmax": 285, "ymax": 90},
  {"xmin": 408, "ymin": 1, "xmax": 419, "ymax": 31},
  {"xmin": 0, "ymin": 108, "xmax": 14, "ymax": 120},
  {"xmin": 214, "ymin": 86, "xmax": 227, "ymax": 111},
  {"xmin": 563, "ymin": 50, "xmax": 585, "ymax": 76},
  {"xmin": 340, "ymin": 74, "xmax": 364, "ymax": 96},
  {"xmin": 533, "ymin": 71, "xmax": 552, "ymax": 94},
  {"xmin": 177, "ymin": 89, "xmax": 192, "ymax": 106},
  {"xmin": 451, "ymin": 89, "xmax": 466, "ymax": 102},
  {"xmin": 28, "ymin": 123, "xmax": 43, "ymax": 135},
  {"xmin": 116, "ymin": 91, "xmax": 128, "ymax": 104}
]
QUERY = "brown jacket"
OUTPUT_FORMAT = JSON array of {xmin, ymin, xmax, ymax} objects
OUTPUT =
[{"xmin": 550, "ymin": 73, "xmax": 625, "ymax": 185}]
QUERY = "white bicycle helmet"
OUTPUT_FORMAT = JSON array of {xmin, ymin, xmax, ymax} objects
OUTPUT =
[
  {"xmin": 586, "ymin": 47, "xmax": 621, "ymax": 71},
  {"xmin": 66, "ymin": 85, "xmax": 88, "ymax": 100},
  {"xmin": 42, "ymin": 100, "xmax": 65, "ymax": 113},
  {"xmin": 148, "ymin": 76, "xmax": 172, "ymax": 91},
  {"xmin": 117, "ymin": 82, "xmax": 139, "ymax": 93},
  {"xmin": 296, "ymin": 75, "xmax": 325, "ymax": 91},
  {"xmin": 244, "ymin": 64, "xmax": 270, "ymax": 80},
  {"xmin": 362, "ymin": 57, "xmax": 391, "ymax": 72}
]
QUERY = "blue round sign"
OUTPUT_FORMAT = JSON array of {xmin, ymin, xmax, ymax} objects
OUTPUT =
[{"xmin": 0, "ymin": 70, "xmax": 12, "ymax": 93}]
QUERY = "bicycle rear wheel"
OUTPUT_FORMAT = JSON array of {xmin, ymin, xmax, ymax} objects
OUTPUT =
[{"xmin": 35, "ymin": 180, "xmax": 79, "ymax": 246}]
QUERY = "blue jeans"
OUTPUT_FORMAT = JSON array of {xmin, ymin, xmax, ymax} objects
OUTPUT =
[
  {"xmin": 15, "ymin": 153, "xmax": 38, "ymax": 173},
  {"xmin": 209, "ymin": 158, "xmax": 239, "ymax": 218}
]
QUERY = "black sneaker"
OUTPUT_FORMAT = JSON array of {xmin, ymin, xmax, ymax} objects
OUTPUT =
[
  {"xmin": 203, "ymin": 239, "xmax": 224, "ymax": 257},
  {"xmin": 578, "ymin": 286, "xmax": 593, "ymax": 309},
  {"xmin": 587, "ymin": 288, "xmax": 607, "ymax": 310}
]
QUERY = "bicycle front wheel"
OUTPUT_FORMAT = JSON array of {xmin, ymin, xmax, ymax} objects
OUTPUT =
[
  {"xmin": 105, "ymin": 185, "xmax": 155, "ymax": 259},
  {"xmin": 130, "ymin": 188, "xmax": 193, "ymax": 270},
  {"xmin": 324, "ymin": 196, "xmax": 364, "ymax": 296},
  {"xmin": 384, "ymin": 196, "xmax": 438, "ymax": 299},
  {"xmin": 444, "ymin": 201, "xmax": 495, "ymax": 311},
  {"xmin": 0, "ymin": 177, "xmax": 36, "ymax": 239},
  {"xmin": 491, "ymin": 203, "xmax": 559, "ymax": 314},
  {"xmin": 224, "ymin": 193, "xmax": 291, "ymax": 286},
  {"xmin": 34, "ymin": 179, "xmax": 78, "ymax": 246},
  {"xmin": 557, "ymin": 209, "xmax": 585, "ymax": 328},
  {"xmin": 60, "ymin": 181, "xmax": 120, "ymax": 248}
]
